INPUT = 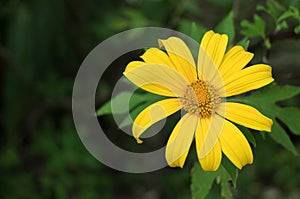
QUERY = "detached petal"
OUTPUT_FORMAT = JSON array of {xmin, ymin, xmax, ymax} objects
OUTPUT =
[
  {"xmin": 166, "ymin": 113, "xmax": 198, "ymax": 168},
  {"xmin": 198, "ymin": 30, "xmax": 228, "ymax": 89},
  {"xmin": 195, "ymin": 117, "xmax": 222, "ymax": 171},
  {"xmin": 219, "ymin": 46, "xmax": 254, "ymax": 80},
  {"xmin": 133, "ymin": 98, "xmax": 181, "ymax": 143},
  {"xmin": 220, "ymin": 102, "xmax": 273, "ymax": 132},
  {"xmin": 219, "ymin": 120, "xmax": 253, "ymax": 169},
  {"xmin": 124, "ymin": 64, "xmax": 189, "ymax": 97},
  {"xmin": 158, "ymin": 37, "xmax": 197, "ymax": 83},
  {"xmin": 222, "ymin": 64, "xmax": 274, "ymax": 97}
]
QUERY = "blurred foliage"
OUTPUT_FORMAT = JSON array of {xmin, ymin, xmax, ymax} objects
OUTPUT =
[{"xmin": 1, "ymin": 0, "xmax": 300, "ymax": 199}]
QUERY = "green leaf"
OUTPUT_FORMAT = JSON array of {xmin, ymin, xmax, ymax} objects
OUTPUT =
[
  {"xmin": 264, "ymin": 38, "xmax": 271, "ymax": 49},
  {"xmin": 241, "ymin": 14, "xmax": 266, "ymax": 39},
  {"xmin": 97, "ymin": 91, "xmax": 163, "ymax": 116},
  {"xmin": 277, "ymin": 107, "xmax": 300, "ymax": 135},
  {"xmin": 190, "ymin": 22, "xmax": 207, "ymax": 42},
  {"xmin": 118, "ymin": 100, "xmax": 155, "ymax": 128},
  {"xmin": 228, "ymin": 84, "xmax": 300, "ymax": 155},
  {"xmin": 220, "ymin": 167, "xmax": 233, "ymax": 199},
  {"xmin": 191, "ymin": 163, "xmax": 235, "ymax": 199},
  {"xmin": 215, "ymin": 11, "xmax": 235, "ymax": 44},
  {"xmin": 277, "ymin": 10, "xmax": 295, "ymax": 22},
  {"xmin": 97, "ymin": 92, "xmax": 132, "ymax": 115},
  {"xmin": 221, "ymin": 156, "xmax": 238, "ymax": 187},
  {"xmin": 294, "ymin": 25, "xmax": 300, "ymax": 34},
  {"xmin": 236, "ymin": 37, "xmax": 250, "ymax": 50},
  {"xmin": 191, "ymin": 163, "xmax": 219, "ymax": 199},
  {"xmin": 256, "ymin": 1, "xmax": 283, "ymax": 20},
  {"xmin": 178, "ymin": 20, "xmax": 207, "ymax": 42},
  {"xmin": 269, "ymin": 122, "xmax": 297, "ymax": 155},
  {"xmin": 238, "ymin": 125, "xmax": 256, "ymax": 147}
]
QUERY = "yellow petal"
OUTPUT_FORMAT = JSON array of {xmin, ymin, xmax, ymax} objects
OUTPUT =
[
  {"xmin": 195, "ymin": 117, "xmax": 222, "ymax": 171},
  {"xmin": 158, "ymin": 37, "xmax": 197, "ymax": 83},
  {"xmin": 219, "ymin": 120, "xmax": 253, "ymax": 169},
  {"xmin": 197, "ymin": 30, "xmax": 228, "ymax": 90},
  {"xmin": 141, "ymin": 48, "xmax": 174, "ymax": 66},
  {"xmin": 123, "ymin": 64, "xmax": 189, "ymax": 97},
  {"xmin": 166, "ymin": 113, "xmax": 198, "ymax": 168},
  {"xmin": 222, "ymin": 64, "xmax": 274, "ymax": 97},
  {"xmin": 199, "ymin": 30, "xmax": 228, "ymax": 67},
  {"xmin": 124, "ymin": 61, "xmax": 145, "ymax": 72},
  {"xmin": 133, "ymin": 98, "xmax": 181, "ymax": 143},
  {"xmin": 219, "ymin": 46, "xmax": 254, "ymax": 80},
  {"xmin": 125, "ymin": 48, "xmax": 175, "ymax": 73},
  {"xmin": 220, "ymin": 102, "xmax": 273, "ymax": 132}
]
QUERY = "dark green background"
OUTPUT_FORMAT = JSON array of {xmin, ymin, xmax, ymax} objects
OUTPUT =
[{"xmin": 1, "ymin": 0, "xmax": 300, "ymax": 198}]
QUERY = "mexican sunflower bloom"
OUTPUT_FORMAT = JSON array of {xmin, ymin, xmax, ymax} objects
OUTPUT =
[{"xmin": 123, "ymin": 30, "xmax": 274, "ymax": 171}]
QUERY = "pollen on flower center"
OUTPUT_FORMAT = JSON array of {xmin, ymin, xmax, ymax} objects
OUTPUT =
[{"xmin": 180, "ymin": 80, "xmax": 220, "ymax": 117}]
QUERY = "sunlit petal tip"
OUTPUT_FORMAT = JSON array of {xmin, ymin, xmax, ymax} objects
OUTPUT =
[
  {"xmin": 265, "ymin": 117, "xmax": 273, "ymax": 132},
  {"xmin": 135, "ymin": 137, "xmax": 143, "ymax": 144},
  {"xmin": 200, "ymin": 158, "xmax": 220, "ymax": 171},
  {"xmin": 168, "ymin": 159, "xmax": 185, "ymax": 168},
  {"xmin": 204, "ymin": 30, "xmax": 215, "ymax": 37}
]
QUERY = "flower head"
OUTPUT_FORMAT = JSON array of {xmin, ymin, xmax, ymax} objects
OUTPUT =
[{"xmin": 123, "ymin": 30, "xmax": 274, "ymax": 171}]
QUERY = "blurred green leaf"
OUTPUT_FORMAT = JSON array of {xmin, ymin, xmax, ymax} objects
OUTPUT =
[
  {"xmin": 229, "ymin": 84, "xmax": 300, "ymax": 155},
  {"xmin": 178, "ymin": 20, "xmax": 207, "ymax": 42},
  {"xmin": 236, "ymin": 37, "xmax": 250, "ymax": 50},
  {"xmin": 256, "ymin": 1, "xmax": 283, "ymax": 20},
  {"xmin": 277, "ymin": 10, "xmax": 295, "ymax": 22},
  {"xmin": 190, "ymin": 22, "xmax": 207, "ymax": 42},
  {"xmin": 215, "ymin": 11, "xmax": 235, "ymax": 44},
  {"xmin": 241, "ymin": 14, "xmax": 266, "ymax": 39},
  {"xmin": 264, "ymin": 38, "xmax": 272, "ymax": 49},
  {"xmin": 294, "ymin": 25, "xmax": 300, "ymax": 34}
]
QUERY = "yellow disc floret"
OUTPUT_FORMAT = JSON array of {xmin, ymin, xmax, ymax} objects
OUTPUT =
[{"xmin": 180, "ymin": 80, "xmax": 220, "ymax": 118}]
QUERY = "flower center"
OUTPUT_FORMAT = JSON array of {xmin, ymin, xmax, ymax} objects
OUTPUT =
[{"xmin": 180, "ymin": 80, "xmax": 220, "ymax": 117}]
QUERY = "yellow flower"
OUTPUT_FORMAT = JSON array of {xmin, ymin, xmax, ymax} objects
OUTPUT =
[{"xmin": 123, "ymin": 30, "xmax": 274, "ymax": 171}]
